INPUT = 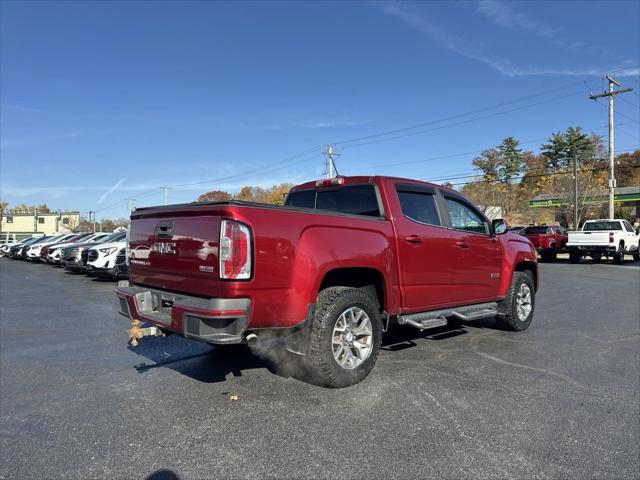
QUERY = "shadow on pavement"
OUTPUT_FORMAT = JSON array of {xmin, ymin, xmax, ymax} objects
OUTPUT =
[
  {"xmin": 146, "ymin": 469, "xmax": 180, "ymax": 480},
  {"xmin": 129, "ymin": 335, "xmax": 308, "ymax": 384}
]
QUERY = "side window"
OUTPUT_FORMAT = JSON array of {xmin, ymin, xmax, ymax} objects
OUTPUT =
[
  {"xmin": 397, "ymin": 191, "xmax": 440, "ymax": 226},
  {"xmin": 444, "ymin": 197, "xmax": 488, "ymax": 234},
  {"xmin": 624, "ymin": 221, "xmax": 634, "ymax": 232}
]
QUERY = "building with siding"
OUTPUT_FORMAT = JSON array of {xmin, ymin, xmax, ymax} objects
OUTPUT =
[{"xmin": 0, "ymin": 210, "xmax": 81, "ymax": 240}]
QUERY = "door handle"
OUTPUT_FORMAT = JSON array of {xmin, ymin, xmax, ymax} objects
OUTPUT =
[
  {"xmin": 404, "ymin": 235, "xmax": 422, "ymax": 244},
  {"xmin": 455, "ymin": 241, "xmax": 469, "ymax": 249}
]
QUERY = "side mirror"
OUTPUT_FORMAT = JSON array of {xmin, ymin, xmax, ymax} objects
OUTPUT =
[{"xmin": 492, "ymin": 219, "xmax": 508, "ymax": 235}]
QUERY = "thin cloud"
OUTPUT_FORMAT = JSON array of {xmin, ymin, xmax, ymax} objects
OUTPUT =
[
  {"xmin": 375, "ymin": 2, "xmax": 629, "ymax": 78},
  {"xmin": 98, "ymin": 178, "xmax": 127, "ymax": 204},
  {"xmin": 476, "ymin": 0, "xmax": 558, "ymax": 39},
  {"xmin": 294, "ymin": 119, "xmax": 373, "ymax": 129}
]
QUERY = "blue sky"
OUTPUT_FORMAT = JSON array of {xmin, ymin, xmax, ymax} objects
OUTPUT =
[{"xmin": 1, "ymin": 0, "xmax": 639, "ymax": 219}]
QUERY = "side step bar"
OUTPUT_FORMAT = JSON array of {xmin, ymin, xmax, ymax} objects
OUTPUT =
[{"xmin": 398, "ymin": 302, "xmax": 498, "ymax": 331}]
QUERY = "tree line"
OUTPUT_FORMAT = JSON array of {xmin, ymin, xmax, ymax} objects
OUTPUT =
[{"xmin": 460, "ymin": 126, "xmax": 639, "ymax": 227}]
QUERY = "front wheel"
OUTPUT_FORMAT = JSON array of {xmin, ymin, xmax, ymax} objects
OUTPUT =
[
  {"xmin": 497, "ymin": 272, "xmax": 536, "ymax": 331},
  {"xmin": 306, "ymin": 287, "xmax": 382, "ymax": 388}
]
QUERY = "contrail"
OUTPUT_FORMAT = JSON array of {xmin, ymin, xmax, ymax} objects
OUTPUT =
[{"xmin": 98, "ymin": 177, "xmax": 127, "ymax": 204}]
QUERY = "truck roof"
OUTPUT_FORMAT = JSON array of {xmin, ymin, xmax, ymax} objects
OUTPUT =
[{"xmin": 291, "ymin": 175, "xmax": 452, "ymax": 193}]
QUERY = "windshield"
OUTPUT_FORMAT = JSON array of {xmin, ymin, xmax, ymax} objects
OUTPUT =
[
  {"xmin": 31, "ymin": 236, "xmax": 51, "ymax": 245},
  {"xmin": 583, "ymin": 221, "xmax": 622, "ymax": 231},
  {"xmin": 97, "ymin": 231, "xmax": 126, "ymax": 244},
  {"xmin": 523, "ymin": 226, "xmax": 550, "ymax": 235}
]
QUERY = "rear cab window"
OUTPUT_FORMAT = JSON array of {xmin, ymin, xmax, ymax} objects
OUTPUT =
[
  {"xmin": 396, "ymin": 184, "xmax": 441, "ymax": 226},
  {"xmin": 524, "ymin": 226, "xmax": 552, "ymax": 235},
  {"xmin": 583, "ymin": 221, "xmax": 623, "ymax": 231},
  {"xmin": 285, "ymin": 184, "xmax": 381, "ymax": 217}
]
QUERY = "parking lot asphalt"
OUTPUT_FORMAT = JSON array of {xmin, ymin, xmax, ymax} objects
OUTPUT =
[{"xmin": 1, "ymin": 258, "xmax": 639, "ymax": 480}]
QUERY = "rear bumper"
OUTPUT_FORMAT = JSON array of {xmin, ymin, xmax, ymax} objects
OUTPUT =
[
  {"xmin": 568, "ymin": 245, "xmax": 618, "ymax": 252},
  {"xmin": 116, "ymin": 284, "xmax": 251, "ymax": 345}
]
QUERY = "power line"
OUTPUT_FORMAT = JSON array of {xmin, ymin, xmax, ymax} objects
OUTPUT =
[
  {"xmin": 330, "ymin": 80, "xmax": 589, "ymax": 147},
  {"xmin": 444, "ymin": 163, "xmax": 640, "ymax": 188},
  {"xmin": 92, "ymin": 147, "xmax": 321, "ymax": 214},
  {"xmin": 339, "ymin": 91, "xmax": 585, "ymax": 150},
  {"xmin": 341, "ymin": 121, "xmax": 637, "ymax": 175},
  {"xmin": 423, "ymin": 149, "xmax": 639, "ymax": 184}
]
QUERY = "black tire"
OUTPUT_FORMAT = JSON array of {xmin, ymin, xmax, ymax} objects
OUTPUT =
[
  {"xmin": 541, "ymin": 248, "xmax": 556, "ymax": 262},
  {"xmin": 591, "ymin": 252, "xmax": 602, "ymax": 263},
  {"xmin": 497, "ymin": 271, "xmax": 536, "ymax": 332},
  {"xmin": 613, "ymin": 243, "xmax": 624, "ymax": 265},
  {"xmin": 569, "ymin": 249, "xmax": 581, "ymax": 264},
  {"xmin": 306, "ymin": 287, "xmax": 382, "ymax": 388},
  {"xmin": 633, "ymin": 252, "xmax": 640, "ymax": 261}
]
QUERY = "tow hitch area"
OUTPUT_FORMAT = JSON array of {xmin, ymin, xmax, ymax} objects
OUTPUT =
[{"xmin": 127, "ymin": 319, "xmax": 165, "ymax": 347}]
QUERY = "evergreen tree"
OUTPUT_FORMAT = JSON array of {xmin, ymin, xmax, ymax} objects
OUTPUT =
[
  {"xmin": 541, "ymin": 132, "xmax": 567, "ymax": 169},
  {"xmin": 497, "ymin": 136, "xmax": 523, "ymax": 183}
]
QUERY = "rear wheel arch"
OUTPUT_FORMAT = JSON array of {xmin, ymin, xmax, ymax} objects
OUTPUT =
[{"xmin": 318, "ymin": 267, "xmax": 386, "ymax": 311}]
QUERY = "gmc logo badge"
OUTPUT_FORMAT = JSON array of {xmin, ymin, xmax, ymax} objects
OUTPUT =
[{"xmin": 151, "ymin": 242, "xmax": 176, "ymax": 255}]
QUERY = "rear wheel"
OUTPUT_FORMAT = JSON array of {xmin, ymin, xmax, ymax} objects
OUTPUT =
[
  {"xmin": 633, "ymin": 251, "xmax": 640, "ymax": 261},
  {"xmin": 306, "ymin": 287, "xmax": 382, "ymax": 388},
  {"xmin": 613, "ymin": 243, "xmax": 625, "ymax": 265},
  {"xmin": 569, "ymin": 248, "xmax": 581, "ymax": 264},
  {"xmin": 497, "ymin": 271, "xmax": 535, "ymax": 331},
  {"xmin": 541, "ymin": 248, "xmax": 556, "ymax": 262}
]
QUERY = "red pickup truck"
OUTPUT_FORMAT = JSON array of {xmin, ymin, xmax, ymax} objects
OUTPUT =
[
  {"xmin": 117, "ymin": 176, "xmax": 538, "ymax": 387},
  {"xmin": 520, "ymin": 225, "xmax": 568, "ymax": 262}
]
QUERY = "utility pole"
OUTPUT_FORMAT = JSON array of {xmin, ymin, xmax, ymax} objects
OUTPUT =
[
  {"xmin": 573, "ymin": 148, "xmax": 579, "ymax": 229},
  {"xmin": 88, "ymin": 211, "xmax": 96, "ymax": 233},
  {"xmin": 161, "ymin": 186, "xmax": 172, "ymax": 205},
  {"xmin": 127, "ymin": 198, "xmax": 136, "ymax": 214},
  {"xmin": 322, "ymin": 145, "xmax": 340, "ymax": 179},
  {"xmin": 589, "ymin": 74, "xmax": 633, "ymax": 219}
]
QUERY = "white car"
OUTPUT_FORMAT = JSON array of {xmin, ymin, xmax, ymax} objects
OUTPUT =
[
  {"xmin": 24, "ymin": 234, "xmax": 74, "ymax": 261},
  {"xmin": 47, "ymin": 232, "xmax": 111, "ymax": 264},
  {"xmin": 0, "ymin": 233, "xmax": 17, "ymax": 253},
  {"xmin": 567, "ymin": 219, "xmax": 640, "ymax": 264},
  {"xmin": 1, "ymin": 235, "xmax": 28, "ymax": 256},
  {"xmin": 86, "ymin": 238, "xmax": 127, "ymax": 278}
]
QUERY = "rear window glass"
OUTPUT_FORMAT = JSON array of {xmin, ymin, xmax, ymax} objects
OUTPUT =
[
  {"xmin": 285, "ymin": 185, "xmax": 381, "ymax": 217},
  {"xmin": 583, "ymin": 221, "xmax": 622, "ymax": 231},
  {"xmin": 285, "ymin": 189, "xmax": 315, "ymax": 208},
  {"xmin": 523, "ymin": 226, "xmax": 551, "ymax": 234},
  {"xmin": 397, "ymin": 191, "xmax": 440, "ymax": 226}
]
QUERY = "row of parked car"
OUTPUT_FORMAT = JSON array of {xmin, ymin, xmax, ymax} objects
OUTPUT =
[
  {"xmin": 0, "ymin": 230, "xmax": 128, "ymax": 278},
  {"xmin": 508, "ymin": 219, "xmax": 640, "ymax": 264}
]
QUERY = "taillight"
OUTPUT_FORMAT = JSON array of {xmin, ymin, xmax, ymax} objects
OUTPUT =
[
  {"xmin": 219, "ymin": 219, "xmax": 252, "ymax": 280},
  {"xmin": 609, "ymin": 232, "xmax": 614, "ymax": 243}
]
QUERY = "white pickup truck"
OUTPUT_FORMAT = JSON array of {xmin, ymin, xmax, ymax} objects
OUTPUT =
[{"xmin": 567, "ymin": 219, "xmax": 640, "ymax": 264}]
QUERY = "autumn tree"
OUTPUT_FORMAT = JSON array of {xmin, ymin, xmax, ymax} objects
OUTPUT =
[
  {"xmin": 268, "ymin": 183, "xmax": 294, "ymax": 205},
  {"xmin": 197, "ymin": 190, "xmax": 232, "ymax": 202},
  {"xmin": 8, "ymin": 203, "xmax": 51, "ymax": 213}
]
